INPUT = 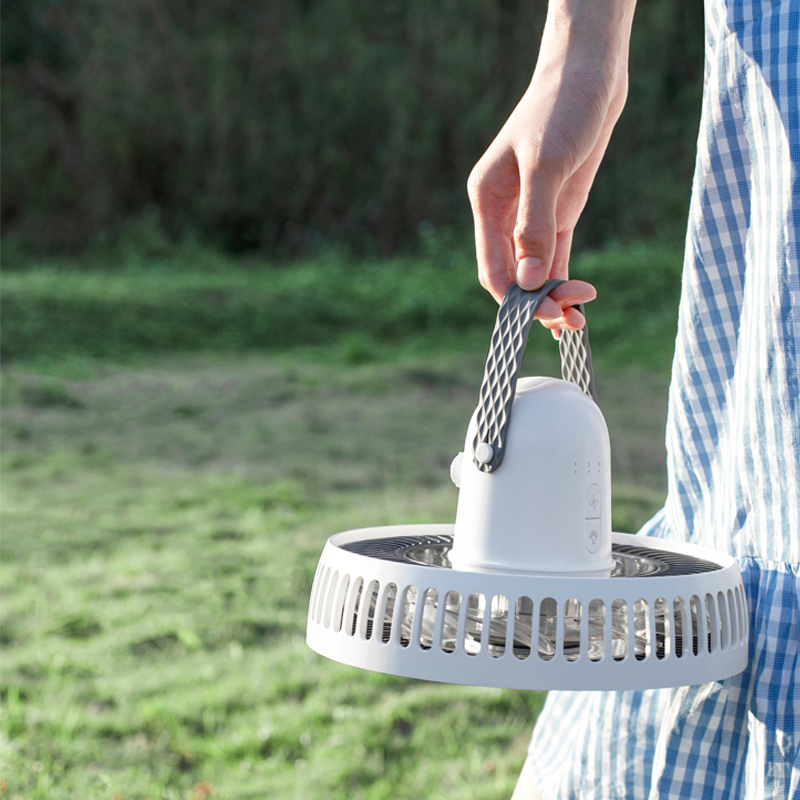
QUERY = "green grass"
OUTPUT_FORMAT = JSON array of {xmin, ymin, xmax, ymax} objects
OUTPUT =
[
  {"xmin": 1, "ymin": 349, "xmax": 668, "ymax": 799},
  {"xmin": 1, "ymin": 240, "xmax": 677, "ymax": 797},
  {"xmin": 2, "ymin": 240, "xmax": 684, "ymax": 373}
]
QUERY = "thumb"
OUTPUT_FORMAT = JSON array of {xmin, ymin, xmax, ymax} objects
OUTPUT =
[{"xmin": 513, "ymin": 170, "xmax": 560, "ymax": 290}]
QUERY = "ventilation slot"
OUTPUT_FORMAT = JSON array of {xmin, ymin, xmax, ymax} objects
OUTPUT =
[
  {"xmin": 673, "ymin": 596, "xmax": 686, "ymax": 657},
  {"xmin": 488, "ymin": 595, "xmax": 509, "ymax": 658},
  {"xmin": 563, "ymin": 599, "xmax": 581, "ymax": 662},
  {"xmin": 400, "ymin": 586, "xmax": 418, "ymax": 647},
  {"xmin": 654, "ymin": 597, "xmax": 669, "ymax": 659},
  {"xmin": 706, "ymin": 593, "xmax": 719, "ymax": 654},
  {"xmin": 420, "ymin": 589, "xmax": 439, "ymax": 650},
  {"xmin": 612, "ymin": 599, "xmax": 628, "ymax": 661},
  {"xmin": 727, "ymin": 589, "xmax": 737, "ymax": 647},
  {"xmin": 690, "ymin": 595, "xmax": 701, "ymax": 655},
  {"xmin": 309, "ymin": 562, "xmax": 324, "ymax": 621},
  {"xmin": 538, "ymin": 597, "xmax": 557, "ymax": 661},
  {"xmin": 332, "ymin": 574, "xmax": 350, "ymax": 633},
  {"xmin": 717, "ymin": 591, "xmax": 728, "ymax": 651},
  {"xmin": 346, "ymin": 577, "xmax": 364, "ymax": 637},
  {"xmin": 513, "ymin": 596, "xmax": 533, "ymax": 660},
  {"xmin": 464, "ymin": 593, "xmax": 485, "ymax": 655},
  {"xmin": 633, "ymin": 599, "xmax": 650, "ymax": 661},
  {"xmin": 323, "ymin": 571, "xmax": 339, "ymax": 628},
  {"xmin": 381, "ymin": 583, "xmax": 397, "ymax": 644},
  {"xmin": 735, "ymin": 586, "xmax": 747, "ymax": 642},
  {"xmin": 359, "ymin": 580, "xmax": 380, "ymax": 640},
  {"xmin": 588, "ymin": 599, "xmax": 605, "ymax": 661},
  {"xmin": 441, "ymin": 591, "xmax": 461, "ymax": 653},
  {"xmin": 316, "ymin": 567, "xmax": 331, "ymax": 624}
]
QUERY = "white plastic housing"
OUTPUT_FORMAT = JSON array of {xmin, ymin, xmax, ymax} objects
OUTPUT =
[
  {"xmin": 306, "ymin": 525, "xmax": 749, "ymax": 692},
  {"xmin": 450, "ymin": 378, "xmax": 613, "ymax": 576}
]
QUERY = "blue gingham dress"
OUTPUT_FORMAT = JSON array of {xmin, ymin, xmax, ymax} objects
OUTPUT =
[{"xmin": 526, "ymin": 1, "xmax": 800, "ymax": 797}]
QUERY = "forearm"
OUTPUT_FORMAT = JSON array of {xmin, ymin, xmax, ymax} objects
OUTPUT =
[
  {"xmin": 468, "ymin": 0, "xmax": 637, "ymax": 304},
  {"xmin": 533, "ymin": 0, "xmax": 637, "ymax": 111}
]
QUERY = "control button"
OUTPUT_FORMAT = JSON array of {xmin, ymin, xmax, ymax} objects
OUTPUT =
[
  {"xmin": 585, "ymin": 518, "xmax": 602, "ymax": 554},
  {"xmin": 585, "ymin": 483, "xmax": 602, "ymax": 518},
  {"xmin": 450, "ymin": 452, "xmax": 464, "ymax": 488}
]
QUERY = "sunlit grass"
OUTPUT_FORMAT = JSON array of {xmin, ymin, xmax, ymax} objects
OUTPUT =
[{"xmin": 1, "ymin": 348, "xmax": 668, "ymax": 799}]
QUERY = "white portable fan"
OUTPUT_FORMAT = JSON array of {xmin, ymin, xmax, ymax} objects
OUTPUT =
[{"xmin": 306, "ymin": 281, "xmax": 748, "ymax": 691}]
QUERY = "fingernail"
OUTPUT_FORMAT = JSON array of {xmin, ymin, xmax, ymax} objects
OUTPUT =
[{"xmin": 516, "ymin": 257, "xmax": 546, "ymax": 290}]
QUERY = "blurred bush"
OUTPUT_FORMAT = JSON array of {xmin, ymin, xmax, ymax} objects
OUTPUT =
[{"xmin": 2, "ymin": 0, "xmax": 702, "ymax": 256}]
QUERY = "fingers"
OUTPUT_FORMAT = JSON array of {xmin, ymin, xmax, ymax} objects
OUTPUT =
[
  {"xmin": 468, "ymin": 151, "xmax": 520, "ymax": 303},
  {"xmin": 550, "ymin": 229, "xmax": 575, "ymax": 282},
  {"xmin": 546, "ymin": 279, "xmax": 597, "ymax": 306},
  {"xmin": 513, "ymin": 160, "xmax": 562, "ymax": 290},
  {"xmin": 534, "ymin": 279, "xmax": 596, "ymax": 331},
  {"xmin": 538, "ymin": 305, "xmax": 588, "ymax": 331},
  {"xmin": 516, "ymin": 255, "xmax": 548, "ymax": 291},
  {"xmin": 473, "ymin": 220, "xmax": 516, "ymax": 304}
]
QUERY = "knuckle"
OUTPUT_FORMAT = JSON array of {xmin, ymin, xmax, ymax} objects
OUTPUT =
[
  {"xmin": 476, "ymin": 266, "xmax": 494, "ymax": 291},
  {"xmin": 466, "ymin": 167, "xmax": 488, "ymax": 206},
  {"xmin": 477, "ymin": 268, "xmax": 508, "ymax": 301}
]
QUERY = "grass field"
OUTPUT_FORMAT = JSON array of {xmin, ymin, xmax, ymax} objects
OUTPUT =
[{"xmin": 1, "ymin": 241, "xmax": 677, "ymax": 799}]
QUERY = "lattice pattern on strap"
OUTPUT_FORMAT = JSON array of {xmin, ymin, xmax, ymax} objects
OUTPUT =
[
  {"xmin": 559, "ymin": 304, "xmax": 598, "ymax": 404},
  {"xmin": 472, "ymin": 280, "xmax": 564, "ymax": 472},
  {"xmin": 473, "ymin": 282, "xmax": 597, "ymax": 473}
]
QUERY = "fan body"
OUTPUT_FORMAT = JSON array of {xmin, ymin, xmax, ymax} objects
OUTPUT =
[{"xmin": 306, "ymin": 282, "xmax": 749, "ymax": 691}]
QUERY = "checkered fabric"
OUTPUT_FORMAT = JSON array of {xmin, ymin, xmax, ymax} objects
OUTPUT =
[{"xmin": 525, "ymin": 0, "xmax": 800, "ymax": 797}]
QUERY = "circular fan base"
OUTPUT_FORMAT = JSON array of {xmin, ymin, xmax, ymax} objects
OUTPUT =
[{"xmin": 307, "ymin": 525, "xmax": 748, "ymax": 691}]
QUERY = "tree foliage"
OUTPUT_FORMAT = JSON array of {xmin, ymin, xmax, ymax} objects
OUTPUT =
[{"xmin": 2, "ymin": 0, "xmax": 704, "ymax": 255}]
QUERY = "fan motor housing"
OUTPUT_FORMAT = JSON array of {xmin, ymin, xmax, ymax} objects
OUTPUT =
[{"xmin": 451, "ymin": 377, "xmax": 612, "ymax": 577}]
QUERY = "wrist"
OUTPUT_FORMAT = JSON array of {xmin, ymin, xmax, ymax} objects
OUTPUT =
[{"xmin": 539, "ymin": 0, "xmax": 636, "ymax": 75}]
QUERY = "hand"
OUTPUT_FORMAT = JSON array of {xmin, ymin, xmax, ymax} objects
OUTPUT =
[{"xmin": 467, "ymin": 0, "xmax": 636, "ymax": 333}]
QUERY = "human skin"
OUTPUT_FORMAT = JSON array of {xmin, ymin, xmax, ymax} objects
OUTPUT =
[{"xmin": 467, "ymin": 0, "xmax": 638, "ymax": 337}]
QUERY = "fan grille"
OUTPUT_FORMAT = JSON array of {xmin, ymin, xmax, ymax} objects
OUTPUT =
[
  {"xmin": 309, "ymin": 564, "xmax": 747, "ymax": 666},
  {"xmin": 308, "ymin": 528, "xmax": 748, "ymax": 689}
]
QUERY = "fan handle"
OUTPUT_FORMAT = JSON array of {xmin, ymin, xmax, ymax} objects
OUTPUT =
[{"xmin": 472, "ymin": 280, "xmax": 597, "ymax": 473}]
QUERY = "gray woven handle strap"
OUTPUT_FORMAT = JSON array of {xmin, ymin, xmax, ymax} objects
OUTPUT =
[
  {"xmin": 558, "ymin": 303, "xmax": 598, "ymax": 403},
  {"xmin": 472, "ymin": 280, "xmax": 597, "ymax": 473}
]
